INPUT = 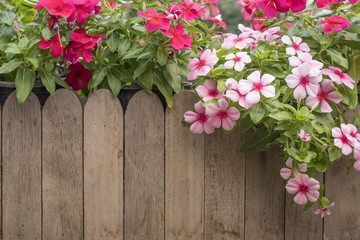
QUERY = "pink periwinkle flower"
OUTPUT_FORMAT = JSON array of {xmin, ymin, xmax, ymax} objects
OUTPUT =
[
  {"xmin": 280, "ymin": 158, "xmax": 307, "ymax": 180},
  {"xmin": 184, "ymin": 101, "xmax": 215, "ymax": 134},
  {"xmin": 322, "ymin": 66, "xmax": 355, "ymax": 89},
  {"xmin": 281, "ymin": 36, "xmax": 310, "ymax": 56},
  {"xmin": 238, "ymin": 71, "xmax": 276, "ymax": 104},
  {"xmin": 224, "ymin": 52, "xmax": 251, "ymax": 72},
  {"xmin": 195, "ymin": 79, "xmax": 222, "ymax": 102},
  {"xmin": 348, "ymin": 124, "xmax": 360, "ymax": 142},
  {"xmin": 318, "ymin": 16, "xmax": 351, "ymax": 34},
  {"xmin": 286, "ymin": 173, "xmax": 320, "ymax": 205},
  {"xmin": 205, "ymin": 99, "xmax": 240, "ymax": 130},
  {"xmin": 225, "ymin": 78, "xmax": 252, "ymax": 109},
  {"xmin": 306, "ymin": 79, "xmax": 342, "ymax": 113},
  {"xmin": 353, "ymin": 147, "xmax": 360, "ymax": 171},
  {"xmin": 289, "ymin": 52, "xmax": 323, "ymax": 76},
  {"xmin": 201, "ymin": 0, "xmax": 219, "ymax": 19},
  {"xmin": 285, "ymin": 62, "xmax": 321, "ymax": 100},
  {"xmin": 187, "ymin": 49, "xmax": 219, "ymax": 81},
  {"xmin": 314, "ymin": 203, "xmax": 335, "ymax": 218},
  {"xmin": 298, "ymin": 129, "xmax": 311, "ymax": 141},
  {"xmin": 222, "ymin": 32, "xmax": 253, "ymax": 50},
  {"xmin": 332, "ymin": 124, "xmax": 359, "ymax": 155},
  {"xmin": 124, "ymin": 3, "xmax": 131, "ymax": 8}
]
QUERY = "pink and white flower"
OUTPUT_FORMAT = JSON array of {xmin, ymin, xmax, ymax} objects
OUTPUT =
[
  {"xmin": 238, "ymin": 71, "xmax": 276, "ymax": 104},
  {"xmin": 314, "ymin": 203, "xmax": 335, "ymax": 218},
  {"xmin": 353, "ymin": 147, "xmax": 360, "ymax": 171},
  {"xmin": 285, "ymin": 62, "xmax": 322, "ymax": 100},
  {"xmin": 332, "ymin": 124, "xmax": 359, "ymax": 155},
  {"xmin": 281, "ymin": 36, "xmax": 310, "ymax": 56},
  {"xmin": 348, "ymin": 124, "xmax": 360, "ymax": 142},
  {"xmin": 224, "ymin": 52, "xmax": 251, "ymax": 71},
  {"xmin": 322, "ymin": 66, "xmax": 355, "ymax": 89},
  {"xmin": 184, "ymin": 101, "xmax": 215, "ymax": 134},
  {"xmin": 298, "ymin": 129, "xmax": 311, "ymax": 141},
  {"xmin": 206, "ymin": 99, "xmax": 240, "ymax": 130},
  {"xmin": 306, "ymin": 79, "xmax": 342, "ymax": 113},
  {"xmin": 280, "ymin": 158, "xmax": 307, "ymax": 180},
  {"xmin": 225, "ymin": 78, "xmax": 252, "ymax": 109},
  {"xmin": 289, "ymin": 52, "xmax": 323, "ymax": 76},
  {"xmin": 286, "ymin": 173, "xmax": 320, "ymax": 205},
  {"xmin": 222, "ymin": 32, "xmax": 253, "ymax": 50},
  {"xmin": 195, "ymin": 79, "xmax": 222, "ymax": 101},
  {"xmin": 187, "ymin": 49, "xmax": 219, "ymax": 81}
]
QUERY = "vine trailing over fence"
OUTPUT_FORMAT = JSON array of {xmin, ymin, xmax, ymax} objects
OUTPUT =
[{"xmin": 184, "ymin": 0, "xmax": 360, "ymax": 217}]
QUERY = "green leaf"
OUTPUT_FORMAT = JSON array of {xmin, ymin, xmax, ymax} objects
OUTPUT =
[
  {"xmin": 137, "ymin": 68, "xmax": 153, "ymax": 93},
  {"xmin": 239, "ymin": 114, "xmax": 253, "ymax": 133},
  {"xmin": 15, "ymin": 69, "xmax": 35, "ymax": 105},
  {"xmin": 107, "ymin": 69, "xmax": 123, "ymax": 97},
  {"xmin": 164, "ymin": 61, "xmax": 182, "ymax": 94},
  {"xmin": 45, "ymin": 62, "xmax": 55, "ymax": 72},
  {"xmin": 26, "ymin": 57, "xmax": 38, "ymax": 69},
  {"xmin": 186, "ymin": 25, "xmax": 204, "ymax": 34},
  {"xmin": 269, "ymin": 110, "xmax": 294, "ymax": 121},
  {"xmin": 348, "ymin": 55, "xmax": 360, "ymax": 84},
  {"xmin": 329, "ymin": 147, "xmax": 342, "ymax": 162},
  {"xmin": 157, "ymin": 47, "xmax": 168, "ymax": 66},
  {"xmin": 250, "ymin": 103, "xmax": 266, "ymax": 124},
  {"xmin": 327, "ymin": 49, "xmax": 348, "ymax": 69},
  {"xmin": 118, "ymin": 38, "xmax": 131, "ymax": 58},
  {"xmin": 154, "ymin": 72, "xmax": 173, "ymax": 107},
  {"xmin": 287, "ymin": 147, "xmax": 317, "ymax": 163},
  {"xmin": 137, "ymin": 50, "xmax": 153, "ymax": 60},
  {"xmin": 122, "ymin": 42, "xmax": 141, "ymax": 59},
  {"xmin": 0, "ymin": 10, "xmax": 16, "ymax": 25},
  {"xmin": 54, "ymin": 75, "xmax": 71, "ymax": 90},
  {"xmin": 296, "ymin": 106, "xmax": 309, "ymax": 121},
  {"xmin": 89, "ymin": 65, "xmax": 108, "ymax": 89},
  {"xmin": 41, "ymin": 27, "xmax": 53, "ymax": 41},
  {"xmin": 106, "ymin": 32, "xmax": 120, "ymax": 52},
  {"xmin": 111, "ymin": 65, "xmax": 134, "ymax": 83},
  {"xmin": 307, "ymin": 28, "xmax": 322, "ymax": 43},
  {"xmin": 134, "ymin": 58, "xmax": 152, "ymax": 79},
  {"xmin": 0, "ymin": 59, "xmax": 23, "ymax": 74},
  {"xmin": 338, "ymin": 84, "xmax": 358, "ymax": 109},
  {"xmin": 240, "ymin": 128, "xmax": 276, "ymax": 153},
  {"xmin": 38, "ymin": 67, "xmax": 56, "ymax": 95},
  {"xmin": 5, "ymin": 43, "xmax": 21, "ymax": 54}
]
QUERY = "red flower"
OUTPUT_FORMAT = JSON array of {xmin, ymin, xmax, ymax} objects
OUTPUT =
[
  {"xmin": 34, "ymin": 0, "xmax": 75, "ymax": 18},
  {"xmin": 207, "ymin": 16, "xmax": 227, "ymax": 29},
  {"xmin": 48, "ymin": 15, "xmax": 59, "ymax": 30},
  {"xmin": 161, "ymin": 23, "xmax": 191, "ymax": 51},
  {"xmin": 138, "ymin": 8, "xmax": 170, "ymax": 32},
  {"xmin": 39, "ymin": 34, "xmax": 63, "ymax": 57},
  {"xmin": 318, "ymin": 15, "xmax": 351, "ymax": 34},
  {"xmin": 70, "ymin": 29, "xmax": 101, "ymax": 44},
  {"xmin": 279, "ymin": 0, "xmax": 307, "ymax": 13},
  {"xmin": 63, "ymin": 41, "xmax": 95, "ymax": 63},
  {"xmin": 66, "ymin": 62, "xmax": 91, "ymax": 90},
  {"xmin": 256, "ymin": 0, "xmax": 289, "ymax": 18},
  {"xmin": 68, "ymin": 0, "xmax": 100, "ymax": 24},
  {"xmin": 178, "ymin": 0, "xmax": 205, "ymax": 22},
  {"xmin": 166, "ymin": 3, "xmax": 183, "ymax": 21}
]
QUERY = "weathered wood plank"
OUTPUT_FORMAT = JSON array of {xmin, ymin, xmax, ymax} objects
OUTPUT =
[
  {"xmin": 245, "ymin": 145, "xmax": 285, "ymax": 240},
  {"xmin": 42, "ymin": 89, "xmax": 83, "ymax": 240},
  {"xmin": 84, "ymin": 89, "xmax": 123, "ymax": 240},
  {"xmin": 2, "ymin": 92, "xmax": 41, "ymax": 240},
  {"xmin": 324, "ymin": 105, "xmax": 360, "ymax": 240},
  {"xmin": 205, "ymin": 129, "xmax": 245, "ymax": 240},
  {"xmin": 124, "ymin": 91, "xmax": 164, "ymax": 240},
  {"xmin": 285, "ymin": 174, "xmax": 324, "ymax": 240},
  {"xmin": 165, "ymin": 91, "xmax": 204, "ymax": 240}
]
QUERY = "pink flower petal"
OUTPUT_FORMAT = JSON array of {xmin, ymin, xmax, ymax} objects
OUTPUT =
[
  {"xmin": 294, "ymin": 192, "xmax": 308, "ymax": 205},
  {"xmin": 280, "ymin": 168, "xmax": 293, "ymax": 180},
  {"xmin": 222, "ymin": 117, "xmax": 235, "ymax": 130},
  {"xmin": 190, "ymin": 121, "xmax": 204, "ymax": 134},
  {"xmin": 184, "ymin": 111, "xmax": 198, "ymax": 123},
  {"xmin": 246, "ymin": 90, "xmax": 260, "ymax": 104},
  {"xmin": 227, "ymin": 107, "xmax": 240, "ymax": 120}
]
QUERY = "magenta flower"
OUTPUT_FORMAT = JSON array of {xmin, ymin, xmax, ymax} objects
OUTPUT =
[
  {"xmin": 332, "ymin": 124, "xmax": 358, "ymax": 155},
  {"xmin": 224, "ymin": 52, "xmax": 251, "ymax": 71},
  {"xmin": 184, "ymin": 101, "xmax": 215, "ymax": 134},
  {"xmin": 306, "ymin": 79, "xmax": 341, "ymax": 113},
  {"xmin": 35, "ymin": 0, "xmax": 75, "ymax": 18},
  {"xmin": 65, "ymin": 62, "xmax": 91, "ymax": 90},
  {"xmin": 138, "ymin": 8, "xmax": 170, "ymax": 32},
  {"xmin": 166, "ymin": 3, "xmax": 183, "ymax": 20},
  {"xmin": 318, "ymin": 16, "xmax": 351, "ymax": 34},
  {"xmin": 285, "ymin": 63, "xmax": 321, "ymax": 100},
  {"xmin": 322, "ymin": 66, "xmax": 355, "ymax": 89},
  {"xmin": 207, "ymin": 16, "xmax": 227, "ymax": 29},
  {"xmin": 314, "ymin": 203, "xmax": 335, "ymax": 218},
  {"xmin": 238, "ymin": 71, "xmax": 276, "ymax": 104},
  {"xmin": 353, "ymin": 148, "xmax": 360, "ymax": 171},
  {"xmin": 201, "ymin": 0, "xmax": 219, "ymax": 18},
  {"xmin": 125, "ymin": 3, "xmax": 132, "ymax": 8},
  {"xmin": 225, "ymin": 78, "xmax": 252, "ymax": 109},
  {"xmin": 280, "ymin": 158, "xmax": 307, "ymax": 180},
  {"xmin": 256, "ymin": 0, "xmax": 289, "ymax": 19},
  {"xmin": 222, "ymin": 32, "xmax": 253, "ymax": 50},
  {"xmin": 289, "ymin": 52, "xmax": 323, "ymax": 73},
  {"xmin": 286, "ymin": 173, "xmax": 320, "ymax": 205},
  {"xmin": 178, "ymin": 0, "xmax": 205, "ymax": 22},
  {"xmin": 39, "ymin": 35, "xmax": 63, "ymax": 57},
  {"xmin": 161, "ymin": 23, "xmax": 191, "ymax": 51},
  {"xmin": 195, "ymin": 80, "xmax": 222, "ymax": 102},
  {"xmin": 298, "ymin": 129, "xmax": 311, "ymax": 141},
  {"xmin": 315, "ymin": 0, "xmax": 341, "ymax": 8},
  {"xmin": 70, "ymin": 29, "xmax": 101, "ymax": 44},
  {"xmin": 68, "ymin": 0, "xmax": 99, "ymax": 24},
  {"xmin": 63, "ymin": 41, "xmax": 95, "ymax": 63},
  {"xmin": 187, "ymin": 49, "xmax": 219, "ymax": 81},
  {"xmin": 206, "ymin": 99, "xmax": 240, "ymax": 130},
  {"xmin": 281, "ymin": 36, "xmax": 310, "ymax": 56}
]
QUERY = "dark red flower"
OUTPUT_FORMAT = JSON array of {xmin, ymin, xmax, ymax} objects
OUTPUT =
[
  {"xmin": 48, "ymin": 15, "xmax": 59, "ymax": 30},
  {"xmin": 63, "ymin": 41, "xmax": 95, "ymax": 63},
  {"xmin": 35, "ymin": 0, "xmax": 75, "ymax": 18},
  {"xmin": 138, "ymin": 8, "xmax": 170, "ymax": 32},
  {"xmin": 39, "ymin": 34, "xmax": 63, "ymax": 57},
  {"xmin": 66, "ymin": 62, "xmax": 91, "ymax": 90},
  {"xmin": 161, "ymin": 23, "xmax": 191, "ymax": 51},
  {"xmin": 70, "ymin": 29, "xmax": 101, "ymax": 44}
]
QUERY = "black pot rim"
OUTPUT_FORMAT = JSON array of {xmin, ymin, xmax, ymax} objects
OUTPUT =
[{"xmin": 0, "ymin": 81, "xmax": 45, "ymax": 89}]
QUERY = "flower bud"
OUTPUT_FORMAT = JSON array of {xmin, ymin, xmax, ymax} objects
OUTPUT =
[
  {"xmin": 311, "ymin": 101, "xmax": 320, "ymax": 112},
  {"xmin": 13, "ymin": 21, "xmax": 20, "ymax": 33},
  {"xmin": 321, "ymin": 144, "xmax": 328, "ymax": 152}
]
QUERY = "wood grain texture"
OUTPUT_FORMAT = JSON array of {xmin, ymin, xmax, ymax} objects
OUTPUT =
[
  {"xmin": 84, "ymin": 90, "xmax": 123, "ymax": 240},
  {"xmin": 205, "ymin": 129, "xmax": 245, "ymax": 240},
  {"xmin": 165, "ymin": 91, "xmax": 204, "ymax": 240},
  {"xmin": 324, "ymin": 105, "xmax": 360, "ymax": 240},
  {"xmin": 124, "ymin": 91, "xmax": 164, "ymax": 240},
  {"xmin": 245, "ymin": 144, "xmax": 285, "ymax": 240},
  {"xmin": 42, "ymin": 89, "xmax": 83, "ymax": 240},
  {"xmin": 2, "ymin": 92, "xmax": 41, "ymax": 240},
  {"xmin": 285, "ymin": 173, "xmax": 324, "ymax": 240}
]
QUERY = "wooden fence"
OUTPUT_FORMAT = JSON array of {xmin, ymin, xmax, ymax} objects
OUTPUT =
[{"xmin": 0, "ymin": 88, "xmax": 359, "ymax": 240}]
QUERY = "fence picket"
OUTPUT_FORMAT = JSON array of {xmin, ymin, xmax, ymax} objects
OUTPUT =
[
  {"xmin": 42, "ymin": 89, "xmax": 83, "ymax": 240},
  {"xmin": 2, "ymin": 92, "xmax": 41, "ymax": 240},
  {"xmin": 84, "ymin": 89, "xmax": 123, "ymax": 240},
  {"xmin": 124, "ymin": 91, "xmax": 165, "ymax": 239},
  {"xmin": 165, "ymin": 91, "xmax": 204, "ymax": 240},
  {"xmin": 205, "ymin": 129, "xmax": 245, "ymax": 240}
]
